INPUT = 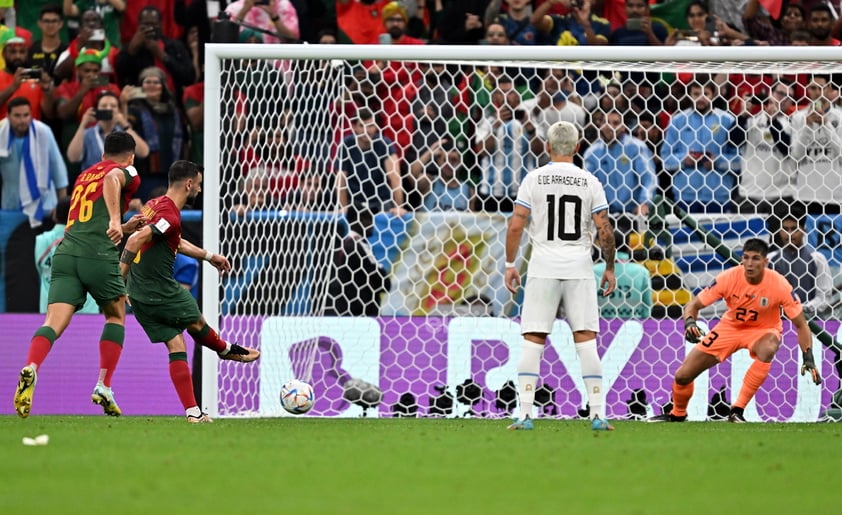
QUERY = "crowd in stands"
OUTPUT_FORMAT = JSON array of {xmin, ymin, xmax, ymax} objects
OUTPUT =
[{"xmin": 0, "ymin": 1, "xmax": 840, "ymax": 318}]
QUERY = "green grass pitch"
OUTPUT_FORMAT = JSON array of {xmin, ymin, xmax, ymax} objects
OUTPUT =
[{"xmin": 1, "ymin": 416, "xmax": 841, "ymax": 514}]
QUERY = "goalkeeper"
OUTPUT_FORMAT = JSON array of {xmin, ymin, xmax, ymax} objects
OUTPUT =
[{"xmin": 649, "ymin": 238, "xmax": 821, "ymax": 423}]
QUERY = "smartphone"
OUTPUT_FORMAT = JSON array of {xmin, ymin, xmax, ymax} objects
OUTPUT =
[
  {"xmin": 21, "ymin": 68, "xmax": 41, "ymax": 80},
  {"xmin": 92, "ymin": 75, "xmax": 110, "ymax": 86},
  {"xmin": 94, "ymin": 109, "xmax": 113, "ymax": 121},
  {"xmin": 378, "ymin": 33, "xmax": 391, "ymax": 45},
  {"xmin": 704, "ymin": 16, "xmax": 717, "ymax": 34},
  {"xmin": 626, "ymin": 18, "xmax": 642, "ymax": 31},
  {"xmin": 90, "ymin": 28, "xmax": 106, "ymax": 41}
]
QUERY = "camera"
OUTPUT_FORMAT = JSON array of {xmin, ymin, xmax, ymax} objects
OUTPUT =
[
  {"xmin": 570, "ymin": 0, "xmax": 582, "ymax": 8},
  {"xmin": 21, "ymin": 68, "xmax": 41, "ymax": 80},
  {"xmin": 94, "ymin": 109, "xmax": 113, "ymax": 121}
]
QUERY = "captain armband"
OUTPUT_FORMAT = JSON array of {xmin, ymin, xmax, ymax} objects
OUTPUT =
[{"xmin": 120, "ymin": 249, "xmax": 137, "ymax": 266}]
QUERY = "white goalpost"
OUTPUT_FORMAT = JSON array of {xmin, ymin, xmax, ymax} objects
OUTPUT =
[{"xmin": 202, "ymin": 43, "xmax": 842, "ymax": 421}]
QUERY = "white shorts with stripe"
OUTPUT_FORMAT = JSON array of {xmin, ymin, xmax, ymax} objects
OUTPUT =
[{"xmin": 520, "ymin": 277, "xmax": 599, "ymax": 334}]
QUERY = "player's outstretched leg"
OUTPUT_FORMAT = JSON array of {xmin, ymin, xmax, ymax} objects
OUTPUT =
[
  {"xmin": 13, "ymin": 366, "xmax": 37, "ymax": 418},
  {"xmin": 188, "ymin": 323, "xmax": 260, "ymax": 362},
  {"xmin": 91, "ymin": 383, "xmax": 122, "ymax": 416}
]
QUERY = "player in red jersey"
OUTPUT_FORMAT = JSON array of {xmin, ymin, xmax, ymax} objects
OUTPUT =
[
  {"xmin": 649, "ymin": 238, "xmax": 822, "ymax": 423},
  {"xmin": 120, "ymin": 161, "xmax": 259, "ymax": 423},
  {"xmin": 14, "ymin": 132, "xmax": 145, "ymax": 418}
]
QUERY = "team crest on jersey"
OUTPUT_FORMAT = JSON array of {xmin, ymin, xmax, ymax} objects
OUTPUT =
[
  {"xmin": 154, "ymin": 218, "xmax": 171, "ymax": 233},
  {"xmin": 760, "ymin": 297, "xmax": 768, "ymax": 307}
]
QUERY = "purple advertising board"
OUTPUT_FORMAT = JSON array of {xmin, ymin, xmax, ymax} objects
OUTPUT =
[{"xmin": 2, "ymin": 315, "xmax": 839, "ymax": 422}]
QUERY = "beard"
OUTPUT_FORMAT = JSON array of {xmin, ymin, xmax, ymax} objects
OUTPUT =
[{"xmin": 388, "ymin": 26, "xmax": 404, "ymax": 40}]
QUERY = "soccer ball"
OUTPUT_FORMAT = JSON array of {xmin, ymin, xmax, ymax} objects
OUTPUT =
[{"xmin": 280, "ymin": 379, "xmax": 315, "ymax": 415}]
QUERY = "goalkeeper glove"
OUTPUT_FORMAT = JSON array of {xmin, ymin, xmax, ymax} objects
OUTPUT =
[
  {"xmin": 800, "ymin": 348, "xmax": 822, "ymax": 385},
  {"xmin": 684, "ymin": 316, "xmax": 705, "ymax": 344}
]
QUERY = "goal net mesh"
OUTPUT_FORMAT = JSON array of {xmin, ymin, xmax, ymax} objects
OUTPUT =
[{"xmin": 206, "ymin": 46, "xmax": 841, "ymax": 421}]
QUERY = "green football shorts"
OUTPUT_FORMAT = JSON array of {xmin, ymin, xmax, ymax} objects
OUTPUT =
[
  {"xmin": 48, "ymin": 254, "xmax": 125, "ymax": 309},
  {"xmin": 130, "ymin": 288, "xmax": 202, "ymax": 343}
]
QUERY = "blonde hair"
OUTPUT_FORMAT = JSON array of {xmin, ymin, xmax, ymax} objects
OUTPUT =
[{"xmin": 547, "ymin": 121, "xmax": 579, "ymax": 156}]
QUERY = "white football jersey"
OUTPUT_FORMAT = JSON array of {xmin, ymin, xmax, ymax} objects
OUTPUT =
[{"xmin": 515, "ymin": 161, "xmax": 608, "ymax": 279}]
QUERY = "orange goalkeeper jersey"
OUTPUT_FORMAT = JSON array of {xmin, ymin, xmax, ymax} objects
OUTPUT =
[{"xmin": 696, "ymin": 265, "xmax": 802, "ymax": 332}]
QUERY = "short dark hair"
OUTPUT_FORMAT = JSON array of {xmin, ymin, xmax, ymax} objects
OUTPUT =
[
  {"xmin": 103, "ymin": 131, "xmax": 136, "ymax": 156},
  {"xmin": 168, "ymin": 160, "xmax": 202, "ymax": 185},
  {"xmin": 7, "ymin": 96, "xmax": 31, "ymax": 114},
  {"xmin": 39, "ymin": 3, "xmax": 62, "ymax": 19},
  {"xmin": 742, "ymin": 238, "xmax": 769, "ymax": 257}
]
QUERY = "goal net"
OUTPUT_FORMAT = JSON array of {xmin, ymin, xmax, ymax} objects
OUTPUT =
[{"xmin": 202, "ymin": 44, "xmax": 842, "ymax": 422}]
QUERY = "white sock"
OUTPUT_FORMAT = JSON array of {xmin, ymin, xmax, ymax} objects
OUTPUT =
[
  {"xmin": 517, "ymin": 340, "xmax": 544, "ymax": 420},
  {"xmin": 185, "ymin": 406, "xmax": 202, "ymax": 418},
  {"xmin": 219, "ymin": 342, "xmax": 232, "ymax": 356},
  {"xmin": 575, "ymin": 339, "xmax": 604, "ymax": 419}
]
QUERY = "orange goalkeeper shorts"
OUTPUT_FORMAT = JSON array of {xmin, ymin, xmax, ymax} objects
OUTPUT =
[{"xmin": 695, "ymin": 324, "xmax": 781, "ymax": 363}]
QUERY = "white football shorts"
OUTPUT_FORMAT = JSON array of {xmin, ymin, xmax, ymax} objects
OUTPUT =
[{"xmin": 520, "ymin": 277, "xmax": 599, "ymax": 334}]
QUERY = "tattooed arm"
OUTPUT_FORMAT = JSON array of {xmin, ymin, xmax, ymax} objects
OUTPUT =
[{"xmin": 592, "ymin": 208, "xmax": 616, "ymax": 296}]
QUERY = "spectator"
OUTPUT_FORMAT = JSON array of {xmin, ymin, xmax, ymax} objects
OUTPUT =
[
  {"xmin": 532, "ymin": 0, "xmax": 611, "ymax": 46},
  {"xmin": 473, "ymin": 75, "xmax": 537, "ymax": 212},
  {"xmin": 316, "ymin": 29, "xmax": 337, "ymax": 44},
  {"xmin": 66, "ymin": 90, "xmax": 149, "ymax": 170},
  {"xmin": 790, "ymin": 76, "xmax": 842, "ymax": 215},
  {"xmin": 35, "ymin": 197, "xmax": 98, "ymax": 314},
  {"xmin": 734, "ymin": 83, "xmax": 795, "ymax": 214},
  {"xmin": 27, "ymin": 4, "xmax": 69, "ymax": 84},
  {"xmin": 182, "ymin": 71, "xmax": 204, "ymax": 166},
  {"xmin": 126, "ymin": 66, "xmax": 188, "ymax": 205},
  {"xmin": 434, "ymin": 0, "xmax": 487, "ymax": 44},
  {"xmin": 807, "ymin": 3, "xmax": 841, "ymax": 46},
  {"xmin": 789, "ymin": 28, "xmax": 811, "ymax": 46},
  {"xmin": 485, "ymin": 0, "xmax": 541, "ymax": 46},
  {"xmin": 115, "ymin": 6, "xmax": 195, "ymax": 93},
  {"xmin": 662, "ymin": 80, "xmax": 740, "ymax": 213},
  {"xmin": 520, "ymin": 68, "xmax": 587, "ymax": 144},
  {"xmin": 367, "ymin": 2, "xmax": 425, "ymax": 156},
  {"xmin": 336, "ymin": 0, "xmax": 390, "ymax": 44},
  {"xmin": 283, "ymin": 168, "xmax": 334, "ymax": 212},
  {"xmin": 583, "ymin": 109, "xmax": 656, "ymax": 235},
  {"xmin": 54, "ymin": 48, "xmax": 120, "ymax": 125},
  {"xmin": 666, "ymin": 1, "xmax": 716, "ymax": 46},
  {"xmin": 609, "ymin": 0, "xmax": 667, "ymax": 46},
  {"xmin": 0, "ymin": 97, "xmax": 68, "ymax": 228},
  {"xmin": 742, "ymin": 0, "xmax": 804, "ymax": 46},
  {"xmin": 0, "ymin": 37, "xmax": 54, "ymax": 121},
  {"xmin": 767, "ymin": 207, "xmax": 833, "ymax": 319},
  {"xmin": 53, "ymin": 9, "xmax": 119, "ymax": 85},
  {"xmin": 593, "ymin": 231, "xmax": 652, "ymax": 320},
  {"xmin": 324, "ymin": 203, "xmax": 391, "ymax": 316},
  {"xmin": 239, "ymin": 124, "xmax": 307, "ymax": 207},
  {"xmin": 336, "ymin": 108, "xmax": 406, "ymax": 215},
  {"xmin": 225, "ymin": 0, "xmax": 300, "ymax": 43},
  {"xmin": 409, "ymin": 139, "xmax": 474, "ymax": 211},
  {"xmin": 407, "ymin": 62, "xmax": 454, "ymax": 163},
  {"xmin": 62, "ymin": 0, "xmax": 125, "ymax": 47}
]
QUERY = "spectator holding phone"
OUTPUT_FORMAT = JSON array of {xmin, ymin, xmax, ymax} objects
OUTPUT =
[
  {"xmin": 0, "ymin": 37, "xmax": 55, "ymax": 121},
  {"xmin": 226, "ymin": 0, "xmax": 300, "ymax": 44},
  {"xmin": 609, "ymin": 0, "xmax": 667, "ymax": 46},
  {"xmin": 67, "ymin": 90, "xmax": 150, "ymax": 170},
  {"xmin": 115, "ymin": 6, "xmax": 194, "ymax": 95},
  {"xmin": 53, "ymin": 48, "xmax": 120, "ymax": 125},
  {"xmin": 53, "ymin": 10, "xmax": 120, "ymax": 85}
]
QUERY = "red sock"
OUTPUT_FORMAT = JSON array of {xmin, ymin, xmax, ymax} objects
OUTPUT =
[
  {"xmin": 189, "ymin": 324, "xmax": 226, "ymax": 353},
  {"xmin": 98, "ymin": 323, "xmax": 125, "ymax": 387},
  {"xmin": 734, "ymin": 360, "xmax": 772, "ymax": 409},
  {"xmin": 99, "ymin": 341, "xmax": 122, "ymax": 387},
  {"xmin": 168, "ymin": 354, "xmax": 197, "ymax": 410},
  {"xmin": 671, "ymin": 382, "xmax": 694, "ymax": 417},
  {"xmin": 26, "ymin": 326, "xmax": 57, "ymax": 369}
]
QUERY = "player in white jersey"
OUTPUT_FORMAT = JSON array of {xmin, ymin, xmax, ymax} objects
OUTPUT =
[{"xmin": 504, "ymin": 121, "xmax": 617, "ymax": 431}]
